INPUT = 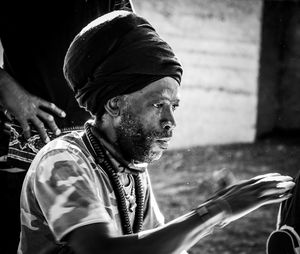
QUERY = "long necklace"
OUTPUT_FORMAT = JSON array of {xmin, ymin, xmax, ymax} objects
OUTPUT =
[
  {"xmin": 122, "ymin": 174, "xmax": 137, "ymax": 213},
  {"xmin": 84, "ymin": 122, "xmax": 144, "ymax": 234}
]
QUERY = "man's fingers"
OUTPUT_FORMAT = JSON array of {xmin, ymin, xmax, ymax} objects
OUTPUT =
[
  {"xmin": 238, "ymin": 174, "xmax": 292, "ymax": 190},
  {"xmin": 261, "ymin": 193, "xmax": 293, "ymax": 205},
  {"xmin": 252, "ymin": 175, "xmax": 294, "ymax": 191},
  {"xmin": 256, "ymin": 175, "xmax": 293, "ymax": 183},
  {"xmin": 38, "ymin": 99, "xmax": 66, "ymax": 118},
  {"xmin": 19, "ymin": 121, "xmax": 31, "ymax": 139},
  {"xmin": 259, "ymin": 187, "xmax": 292, "ymax": 197},
  {"xmin": 257, "ymin": 180, "xmax": 295, "ymax": 197},
  {"xmin": 31, "ymin": 117, "xmax": 50, "ymax": 143},
  {"xmin": 276, "ymin": 181, "xmax": 295, "ymax": 189},
  {"xmin": 37, "ymin": 110, "xmax": 61, "ymax": 136},
  {"xmin": 251, "ymin": 173, "xmax": 281, "ymax": 181},
  {"xmin": 217, "ymin": 177, "xmax": 278, "ymax": 198}
]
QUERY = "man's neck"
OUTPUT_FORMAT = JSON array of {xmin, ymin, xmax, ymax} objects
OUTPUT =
[{"xmin": 90, "ymin": 122, "xmax": 147, "ymax": 174}]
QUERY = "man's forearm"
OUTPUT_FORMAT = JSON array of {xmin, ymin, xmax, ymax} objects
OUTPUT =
[
  {"xmin": 69, "ymin": 199, "xmax": 228, "ymax": 254},
  {"xmin": 134, "ymin": 199, "xmax": 227, "ymax": 254}
]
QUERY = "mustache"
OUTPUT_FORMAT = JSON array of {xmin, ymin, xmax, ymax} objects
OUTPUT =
[{"xmin": 146, "ymin": 130, "xmax": 173, "ymax": 140}]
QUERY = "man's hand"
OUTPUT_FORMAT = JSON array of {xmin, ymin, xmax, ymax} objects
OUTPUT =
[
  {"xmin": 0, "ymin": 69, "xmax": 66, "ymax": 143},
  {"xmin": 216, "ymin": 173, "xmax": 295, "ymax": 225}
]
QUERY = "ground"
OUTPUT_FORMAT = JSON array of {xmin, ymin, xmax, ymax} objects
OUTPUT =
[{"xmin": 148, "ymin": 136, "xmax": 300, "ymax": 254}]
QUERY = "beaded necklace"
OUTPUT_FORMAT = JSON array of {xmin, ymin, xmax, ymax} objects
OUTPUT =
[
  {"xmin": 122, "ymin": 174, "xmax": 137, "ymax": 213},
  {"xmin": 83, "ymin": 122, "xmax": 144, "ymax": 234}
]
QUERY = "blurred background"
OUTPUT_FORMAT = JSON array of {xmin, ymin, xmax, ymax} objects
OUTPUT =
[{"xmin": 1, "ymin": 0, "xmax": 300, "ymax": 253}]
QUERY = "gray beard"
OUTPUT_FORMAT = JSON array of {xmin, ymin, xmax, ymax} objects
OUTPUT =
[{"xmin": 115, "ymin": 112, "xmax": 169, "ymax": 163}]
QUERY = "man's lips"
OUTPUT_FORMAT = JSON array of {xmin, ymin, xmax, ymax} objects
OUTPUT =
[{"xmin": 155, "ymin": 138, "xmax": 171, "ymax": 149}]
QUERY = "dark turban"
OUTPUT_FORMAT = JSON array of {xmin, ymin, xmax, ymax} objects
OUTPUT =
[{"xmin": 64, "ymin": 10, "xmax": 183, "ymax": 117}]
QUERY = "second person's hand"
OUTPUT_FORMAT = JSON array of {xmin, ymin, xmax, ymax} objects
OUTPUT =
[{"xmin": 0, "ymin": 69, "xmax": 66, "ymax": 143}]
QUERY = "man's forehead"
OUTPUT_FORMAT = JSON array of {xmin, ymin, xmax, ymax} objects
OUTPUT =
[
  {"xmin": 137, "ymin": 77, "xmax": 180, "ymax": 100},
  {"xmin": 148, "ymin": 89, "xmax": 180, "ymax": 101}
]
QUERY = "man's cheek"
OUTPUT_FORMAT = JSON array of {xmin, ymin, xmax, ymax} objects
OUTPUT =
[{"xmin": 143, "ymin": 113, "xmax": 160, "ymax": 129}]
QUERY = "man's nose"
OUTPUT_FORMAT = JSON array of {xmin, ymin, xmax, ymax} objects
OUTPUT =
[{"xmin": 161, "ymin": 107, "xmax": 176, "ymax": 131}]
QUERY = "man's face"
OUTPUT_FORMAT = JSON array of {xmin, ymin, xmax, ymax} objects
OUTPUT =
[{"xmin": 115, "ymin": 77, "xmax": 180, "ymax": 163}]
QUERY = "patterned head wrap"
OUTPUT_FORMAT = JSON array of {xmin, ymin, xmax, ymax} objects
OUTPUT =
[{"xmin": 64, "ymin": 10, "xmax": 183, "ymax": 117}]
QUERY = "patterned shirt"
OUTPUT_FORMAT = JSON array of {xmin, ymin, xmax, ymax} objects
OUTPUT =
[{"xmin": 18, "ymin": 131, "xmax": 165, "ymax": 254}]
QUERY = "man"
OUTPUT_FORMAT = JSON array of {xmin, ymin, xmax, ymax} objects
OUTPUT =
[
  {"xmin": 0, "ymin": 1, "xmax": 134, "ymax": 253},
  {"xmin": 18, "ymin": 11, "xmax": 295, "ymax": 254}
]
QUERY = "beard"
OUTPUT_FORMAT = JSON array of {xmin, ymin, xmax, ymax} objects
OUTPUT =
[{"xmin": 115, "ymin": 109, "xmax": 171, "ymax": 164}]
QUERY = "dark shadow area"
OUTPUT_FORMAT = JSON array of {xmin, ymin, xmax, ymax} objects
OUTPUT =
[{"xmin": 258, "ymin": 128, "xmax": 300, "ymax": 146}]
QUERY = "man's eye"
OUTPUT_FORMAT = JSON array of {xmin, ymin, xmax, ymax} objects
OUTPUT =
[
  {"xmin": 172, "ymin": 105, "xmax": 179, "ymax": 111},
  {"xmin": 153, "ymin": 103, "xmax": 163, "ymax": 108}
]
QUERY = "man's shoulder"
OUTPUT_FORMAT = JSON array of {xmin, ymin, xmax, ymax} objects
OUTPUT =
[
  {"xmin": 33, "ymin": 131, "xmax": 88, "ymax": 165},
  {"xmin": 43, "ymin": 131, "xmax": 84, "ymax": 150},
  {"xmin": 28, "ymin": 131, "xmax": 95, "ymax": 181}
]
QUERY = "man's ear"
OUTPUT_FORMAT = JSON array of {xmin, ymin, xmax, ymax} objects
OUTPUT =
[{"xmin": 104, "ymin": 96, "xmax": 121, "ymax": 117}]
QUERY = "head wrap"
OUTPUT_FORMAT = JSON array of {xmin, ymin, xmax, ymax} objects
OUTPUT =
[{"xmin": 64, "ymin": 10, "xmax": 183, "ymax": 117}]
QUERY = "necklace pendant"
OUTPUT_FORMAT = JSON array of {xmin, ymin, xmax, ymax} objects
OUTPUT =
[
  {"xmin": 129, "ymin": 201, "xmax": 137, "ymax": 212},
  {"xmin": 127, "ymin": 195, "xmax": 136, "ymax": 212}
]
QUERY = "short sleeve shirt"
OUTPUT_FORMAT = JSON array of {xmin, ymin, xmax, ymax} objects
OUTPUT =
[{"xmin": 18, "ymin": 131, "xmax": 164, "ymax": 254}]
